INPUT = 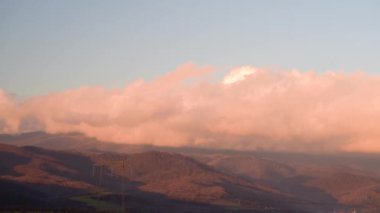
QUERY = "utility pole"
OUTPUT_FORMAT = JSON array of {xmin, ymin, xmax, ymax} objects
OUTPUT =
[
  {"xmin": 93, "ymin": 164, "xmax": 105, "ymax": 186},
  {"xmin": 121, "ymin": 158, "xmax": 125, "ymax": 212},
  {"xmin": 93, "ymin": 164, "xmax": 105, "ymax": 200}
]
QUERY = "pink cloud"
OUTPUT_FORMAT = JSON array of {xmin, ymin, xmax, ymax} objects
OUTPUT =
[{"xmin": 1, "ymin": 64, "xmax": 380, "ymax": 153}]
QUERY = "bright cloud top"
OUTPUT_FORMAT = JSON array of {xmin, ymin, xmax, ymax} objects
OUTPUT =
[
  {"xmin": 1, "ymin": 63, "xmax": 380, "ymax": 153},
  {"xmin": 223, "ymin": 66, "xmax": 256, "ymax": 85}
]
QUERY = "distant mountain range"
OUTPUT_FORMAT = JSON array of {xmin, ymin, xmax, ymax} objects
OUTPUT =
[{"xmin": 1, "ymin": 132, "xmax": 380, "ymax": 212}]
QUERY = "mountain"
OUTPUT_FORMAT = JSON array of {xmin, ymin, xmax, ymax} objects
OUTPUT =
[
  {"xmin": 0, "ymin": 143, "xmax": 302, "ymax": 212},
  {"xmin": 0, "ymin": 143, "xmax": 96, "ymax": 210},
  {"xmin": 199, "ymin": 154, "xmax": 380, "ymax": 213},
  {"xmin": 306, "ymin": 172, "xmax": 380, "ymax": 208},
  {"xmin": 199, "ymin": 155, "xmax": 296, "ymax": 181},
  {"xmin": 2, "ymin": 132, "xmax": 380, "ymax": 212},
  {"xmin": 0, "ymin": 131, "xmax": 148, "ymax": 153},
  {"xmin": 88, "ymin": 150, "xmax": 302, "ymax": 212},
  {"xmin": 0, "ymin": 143, "xmax": 95, "ymax": 190}
]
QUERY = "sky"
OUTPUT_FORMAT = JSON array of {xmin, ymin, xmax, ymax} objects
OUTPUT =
[
  {"xmin": 1, "ymin": 0, "xmax": 380, "ymax": 97},
  {"xmin": 1, "ymin": 1, "xmax": 380, "ymax": 153}
]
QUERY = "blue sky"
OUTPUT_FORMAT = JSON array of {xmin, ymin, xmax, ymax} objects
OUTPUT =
[{"xmin": 1, "ymin": 0, "xmax": 379, "ymax": 97}]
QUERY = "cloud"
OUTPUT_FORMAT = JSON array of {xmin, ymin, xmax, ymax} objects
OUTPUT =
[
  {"xmin": 1, "ymin": 63, "xmax": 380, "ymax": 153},
  {"xmin": 223, "ymin": 66, "xmax": 256, "ymax": 84},
  {"xmin": 0, "ymin": 89, "xmax": 19, "ymax": 133}
]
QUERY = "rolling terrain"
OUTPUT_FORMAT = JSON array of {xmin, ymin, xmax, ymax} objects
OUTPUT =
[
  {"xmin": 1, "ymin": 132, "xmax": 380, "ymax": 212},
  {"xmin": 0, "ymin": 142, "xmax": 298, "ymax": 212},
  {"xmin": 199, "ymin": 154, "xmax": 380, "ymax": 213}
]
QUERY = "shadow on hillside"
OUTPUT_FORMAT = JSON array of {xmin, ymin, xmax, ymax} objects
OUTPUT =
[
  {"xmin": 23, "ymin": 146, "xmax": 98, "ymax": 183},
  {"xmin": 0, "ymin": 176, "xmax": 250, "ymax": 213},
  {"xmin": 0, "ymin": 179, "xmax": 89, "ymax": 210},
  {"xmin": 0, "ymin": 152, "xmax": 30, "ymax": 176},
  {"xmin": 271, "ymin": 175, "xmax": 345, "ymax": 212}
]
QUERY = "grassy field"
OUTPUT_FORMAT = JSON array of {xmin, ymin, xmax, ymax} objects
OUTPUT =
[{"xmin": 71, "ymin": 193, "xmax": 121, "ymax": 212}]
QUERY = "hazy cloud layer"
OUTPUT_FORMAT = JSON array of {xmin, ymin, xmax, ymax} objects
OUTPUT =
[{"xmin": 1, "ymin": 63, "xmax": 380, "ymax": 153}]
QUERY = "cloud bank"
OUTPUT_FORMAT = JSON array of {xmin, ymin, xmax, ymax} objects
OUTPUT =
[{"xmin": 1, "ymin": 63, "xmax": 380, "ymax": 153}]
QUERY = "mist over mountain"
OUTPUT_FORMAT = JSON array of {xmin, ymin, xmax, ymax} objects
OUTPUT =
[{"xmin": 3, "ymin": 65, "xmax": 380, "ymax": 153}]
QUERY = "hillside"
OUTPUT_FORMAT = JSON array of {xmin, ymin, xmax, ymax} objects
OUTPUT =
[
  {"xmin": 0, "ymin": 143, "xmax": 300, "ymax": 212},
  {"xmin": 2, "ymin": 132, "xmax": 380, "ymax": 212},
  {"xmin": 306, "ymin": 173, "xmax": 380, "ymax": 208},
  {"xmin": 89, "ymin": 151, "xmax": 298, "ymax": 211},
  {"xmin": 200, "ymin": 155, "xmax": 296, "ymax": 181},
  {"xmin": 200, "ymin": 154, "xmax": 380, "ymax": 212}
]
